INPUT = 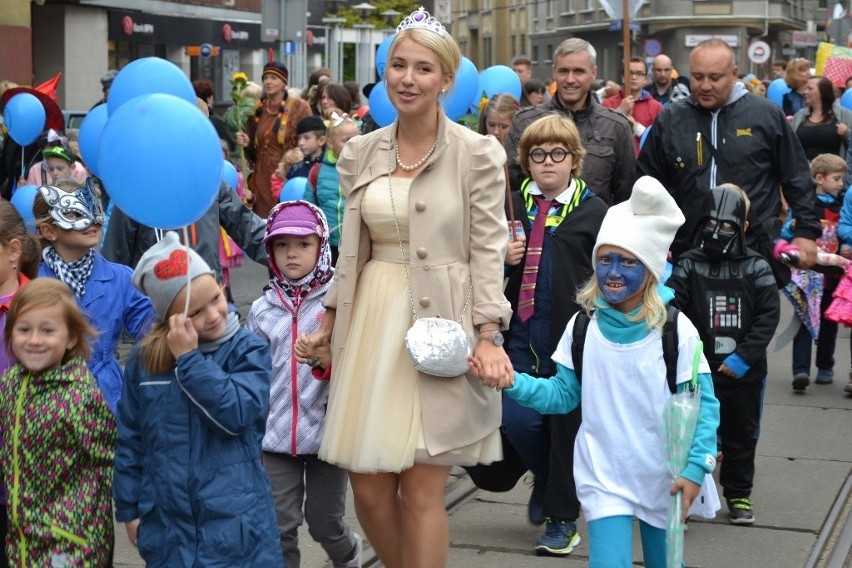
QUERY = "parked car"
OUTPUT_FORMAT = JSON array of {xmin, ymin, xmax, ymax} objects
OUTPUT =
[{"xmin": 62, "ymin": 109, "xmax": 87, "ymax": 130}]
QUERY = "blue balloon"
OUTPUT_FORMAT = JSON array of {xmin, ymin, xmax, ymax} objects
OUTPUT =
[
  {"xmin": 3, "ymin": 93, "xmax": 46, "ymax": 146},
  {"xmin": 368, "ymin": 82, "xmax": 397, "ymax": 127},
  {"xmin": 376, "ymin": 35, "xmax": 395, "ymax": 79},
  {"xmin": 841, "ymin": 89, "xmax": 852, "ymax": 112},
  {"xmin": 107, "ymin": 57, "xmax": 196, "ymax": 116},
  {"xmin": 639, "ymin": 124, "xmax": 651, "ymax": 151},
  {"xmin": 280, "ymin": 177, "xmax": 308, "ymax": 202},
  {"xmin": 98, "ymin": 93, "xmax": 222, "ymax": 229},
  {"xmin": 442, "ymin": 57, "xmax": 479, "ymax": 120},
  {"xmin": 766, "ymin": 78, "xmax": 790, "ymax": 109},
  {"xmin": 223, "ymin": 160, "xmax": 239, "ymax": 190},
  {"xmin": 10, "ymin": 184, "xmax": 38, "ymax": 232},
  {"xmin": 479, "ymin": 65, "xmax": 523, "ymax": 100},
  {"xmin": 78, "ymin": 103, "xmax": 109, "ymax": 177}
]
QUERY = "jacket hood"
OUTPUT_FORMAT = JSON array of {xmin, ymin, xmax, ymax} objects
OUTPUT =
[{"xmin": 687, "ymin": 80, "xmax": 749, "ymax": 112}]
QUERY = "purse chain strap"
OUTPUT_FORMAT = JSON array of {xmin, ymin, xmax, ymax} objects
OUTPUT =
[{"xmin": 387, "ymin": 138, "xmax": 472, "ymax": 324}]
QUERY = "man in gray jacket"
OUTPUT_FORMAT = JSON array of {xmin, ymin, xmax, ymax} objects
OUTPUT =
[
  {"xmin": 504, "ymin": 38, "xmax": 636, "ymax": 205},
  {"xmin": 102, "ymin": 182, "xmax": 267, "ymax": 282}
]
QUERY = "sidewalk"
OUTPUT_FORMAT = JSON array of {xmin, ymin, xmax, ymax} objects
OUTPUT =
[{"xmin": 114, "ymin": 264, "xmax": 852, "ymax": 567}]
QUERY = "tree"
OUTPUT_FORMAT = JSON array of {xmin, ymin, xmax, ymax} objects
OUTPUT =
[{"xmin": 330, "ymin": 0, "xmax": 419, "ymax": 30}]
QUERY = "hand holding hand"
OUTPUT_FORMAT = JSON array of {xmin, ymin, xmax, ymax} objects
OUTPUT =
[
  {"xmin": 791, "ymin": 237, "xmax": 818, "ymax": 268},
  {"xmin": 125, "ymin": 518, "xmax": 140, "ymax": 547},
  {"xmin": 670, "ymin": 477, "xmax": 702, "ymax": 522},
  {"xmin": 505, "ymin": 238, "xmax": 526, "ymax": 266},
  {"xmin": 167, "ymin": 314, "xmax": 198, "ymax": 359},
  {"xmin": 295, "ymin": 331, "xmax": 330, "ymax": 363},
  {"xmin": 469, "ymin": 340, "xmax": 513, "ymax": 389}
]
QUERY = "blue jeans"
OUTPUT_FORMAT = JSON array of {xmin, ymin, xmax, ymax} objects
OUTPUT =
[{"xmin": 587, "ymin": 515, "xmax": 671, "ymax": 568}]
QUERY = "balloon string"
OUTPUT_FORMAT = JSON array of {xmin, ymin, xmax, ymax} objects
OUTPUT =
[
  {"xmin": 182, "ymin": 225, "xmax": 191, "ymax": 317},
  {"xmin": 20, "ymin": 147, "xmax": 25, "ymax": 181}
]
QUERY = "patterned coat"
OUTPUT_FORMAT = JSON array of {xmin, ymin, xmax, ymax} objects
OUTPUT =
[{"xmin": 0, "ymin": 357, "xmax": 116, "ymax": 567}]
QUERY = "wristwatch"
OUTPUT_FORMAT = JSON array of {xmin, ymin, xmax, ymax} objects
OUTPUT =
[{"xmin": 480, "ymin": 329, "xmax": 505, "ymax": 347}]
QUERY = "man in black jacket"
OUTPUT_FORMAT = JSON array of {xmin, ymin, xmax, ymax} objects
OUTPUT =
[
  {"xmin": 638, "ymin": 38, "xmax": 820, "ymax": 270},
  {"xmin": 504, "ymin": 38, "xmax": 635, "ymax": 205}
]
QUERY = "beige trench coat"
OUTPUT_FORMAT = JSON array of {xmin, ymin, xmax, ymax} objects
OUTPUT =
[{"xmin": 324, "ymin": 115, "xmax": 513, "ymax": 456}]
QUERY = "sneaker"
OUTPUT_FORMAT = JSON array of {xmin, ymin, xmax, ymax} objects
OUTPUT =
[
  {"xmin": 792, "ymin": 373, "xmax": 810, "ymax": 392},
  {"xmin": 535, "ymin": 518, "xmax": 581, "ymax": 556},
  {"xmin": 727, "ymin": 497, "xmax": 755, "ymax": 525},
  {"xmin": 816, "ymin": 369, "xmax": 834, "ymax": 384},
  {"xmin": 527, "ymin": 478, "xmax": 547, "ymax": 525}
]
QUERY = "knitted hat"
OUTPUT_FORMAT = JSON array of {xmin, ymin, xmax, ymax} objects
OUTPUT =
[
  {"xmin": 132, "ymin": 232, "xmax": 215, "ymax": 319},
  {"xmin": 43, "ymin": 145, "xmax": 74, "ymax": 164},
  {"xmin": 263, "ymin": 61, "xmax": 289, "ymax": 83},
  {"xmin": 296, "ymin": 115, "xmax": 326, "ymax": 136},
  {"xmin": 593, "ymin": 176, "xmax": 684, "ymax": 280}
]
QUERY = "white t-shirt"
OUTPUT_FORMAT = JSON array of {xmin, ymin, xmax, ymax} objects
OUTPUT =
[{"xmin": 551, "ymin": 312, "xmax": 709, "ymax": 528}]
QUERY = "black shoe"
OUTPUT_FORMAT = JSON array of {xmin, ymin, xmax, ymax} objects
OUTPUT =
[
  {"xmin": 727, "ymin": 497, "xmax": 755, "ymax": 525},
  {"xmin": 792, "ymin": 373, "xmax": 809, "ymax": 392}
]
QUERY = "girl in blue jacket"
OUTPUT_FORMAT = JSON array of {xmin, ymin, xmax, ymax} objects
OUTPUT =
[
  {"xmin": 34, "ymin": 178, "xmax": 154, "ymax": 413},
  {"xmin": 113, "ymin": 232, "xmax": 283, "ymax": 568},
  {"xmin": 475, "ymin": 177, "xmax": 720, "ymax": 568}
]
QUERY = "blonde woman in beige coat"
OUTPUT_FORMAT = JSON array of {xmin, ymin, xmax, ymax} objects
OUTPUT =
[{"xmin": 296, "ymin": 8, "xmax": 514, "ymax": 568}]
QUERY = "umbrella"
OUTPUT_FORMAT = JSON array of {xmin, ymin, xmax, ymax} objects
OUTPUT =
[
  {"xmin": 781, "ymin": 268, "xmax": 824, "ymax": 340},
  {"xmin": 826, "ymin": 264, "xmax": 852, "ymax": 326},
  {"xmin": 663, "ymin": 341, "xmax": 703, "ymax": 568}
]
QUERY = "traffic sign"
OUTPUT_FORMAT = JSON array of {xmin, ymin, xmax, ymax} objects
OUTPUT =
[
  {"xmin": 200, "ymin": 43, "xmax": 213, "ymax": 59},
  {"xmin": 748, "ymin": 40, "xmax": 771, "ymax": 64},
  {"xmin": 644, "ymin": 39, "xmax": 662, "ymax": 57}
]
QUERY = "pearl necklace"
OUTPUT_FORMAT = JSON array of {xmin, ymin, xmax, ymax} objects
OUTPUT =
[{"xmin": 395, "ymin": 137, "xmax": 437, "ymax": 171}]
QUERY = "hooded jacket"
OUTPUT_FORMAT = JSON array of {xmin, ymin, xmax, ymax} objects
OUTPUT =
[
  {"xmin": 113, "ymin": 330, "xmax": 283, "ymax": 568},
  {"xmin": 638, "ymin": 84, "xmax": 821, "ymax": 259},
  {"xmin": 304, "ymin": 147, "xmax": 345, "ymax": 247},
  {"xmin": 504, "ymin": 93, "xmax": 636, "ymax": 205},
  {"xmin": 246, "ymin": 201, "xmax": 335, "ymax": 456},
  {"xmin": 0, "ymin": 357, "xmax": 116, "ymax": 567}
]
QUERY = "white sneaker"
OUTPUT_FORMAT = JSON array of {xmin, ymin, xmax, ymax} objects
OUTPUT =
[{"xmin": 333, "ymin": 532, "xmax": 362, "ymax": 568}]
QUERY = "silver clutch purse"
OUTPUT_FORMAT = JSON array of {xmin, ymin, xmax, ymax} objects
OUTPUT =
[{"xmin": 405, "ymin": 317, "xmax": 472, "ymax": 377}]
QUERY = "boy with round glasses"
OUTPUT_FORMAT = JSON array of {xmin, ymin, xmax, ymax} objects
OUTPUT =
[{"xmin": 500, "ymin": 113, "xmax": 607, "ymax": 556}]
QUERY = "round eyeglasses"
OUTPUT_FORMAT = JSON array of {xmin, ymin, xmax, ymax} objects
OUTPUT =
[{"xmin": 529, "ymin": 148, "xmax": 569, "ymax": 163}]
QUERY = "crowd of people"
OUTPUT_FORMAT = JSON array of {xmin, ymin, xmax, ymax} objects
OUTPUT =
[{"xmin": 0, "ymin": 7, "xmax": 849, "ymax": 567}]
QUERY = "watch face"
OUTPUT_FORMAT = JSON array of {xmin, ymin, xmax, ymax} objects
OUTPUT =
[{"xmin": 492, "ymin": 331, "xmax": 505, "ymax": 347}]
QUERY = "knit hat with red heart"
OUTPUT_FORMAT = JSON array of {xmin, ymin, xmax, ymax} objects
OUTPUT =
[{"xmin": 132, "ymin": 231, "xmax": 214, "ymax": 319}]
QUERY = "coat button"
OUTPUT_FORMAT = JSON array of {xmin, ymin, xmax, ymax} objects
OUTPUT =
[
  {"xmin": 415, "ymin": 201, "xmax": 426, "ymax": 212},
  {"xmin": 416, "ymin": 247, "xmax": 428, "ymax": 259},
  {"xmin": 423, "ymin": 264, "xmax": 430, "ymax": 271},
  {"xmin": 419, "ymin": 297, "xmax": 431, "ymax": 307}
]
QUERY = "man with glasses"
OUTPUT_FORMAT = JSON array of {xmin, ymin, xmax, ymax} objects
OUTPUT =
[
  {"xmin": 602, "ymin": 57, "xmax": 663, "ymax": 154},
  {"xmin": 504, "ymin": 38, "xmax": 635, "ymax": 205}
]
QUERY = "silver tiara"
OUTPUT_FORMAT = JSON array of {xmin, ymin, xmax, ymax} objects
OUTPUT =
[{"xmin": 397, "ymin": 6, "xmax": 446, "ymax": 37}]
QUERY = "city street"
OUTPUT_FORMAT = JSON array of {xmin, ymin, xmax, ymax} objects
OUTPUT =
[{"xmin": 115, "ymin": 259, "xmax": 852, "ymax": 567}]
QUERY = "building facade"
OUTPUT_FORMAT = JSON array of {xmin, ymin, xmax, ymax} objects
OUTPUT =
[{"xmin": 453, "ymin": 0, "xmax": 822, "ymax": 85}]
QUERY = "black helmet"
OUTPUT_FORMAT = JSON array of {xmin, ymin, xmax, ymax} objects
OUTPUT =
[{"xmin": 695, "ymin": 184, "xmax": 748, "ymax": 261}]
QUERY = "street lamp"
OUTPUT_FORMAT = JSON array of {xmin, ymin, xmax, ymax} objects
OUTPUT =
[
  {"xmin": 380, "ymin": 9, "xmax": 402, "ymax": 34},
  {"xmin": 353, "ymin": 3, "xmax": 376, "ymax": 88}
]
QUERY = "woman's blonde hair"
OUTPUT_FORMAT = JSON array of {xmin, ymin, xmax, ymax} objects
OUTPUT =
[
  {"xmin": 477, "ymin": 93, "xmax": 519, "ymax": 136},
  {"xmin": 389, "ymin": 28, "xmax": 461, "ymax": 89},
  {"xmin": 517, "ymin": 113, "xmax": 586, "ymax": 177},
  {"xmin": 5, "ymin": 278, "xmax": 98, "ymax": 363},
  {"xmin": 784, "ymin": 58, "xmax": 810, "ymax": 89},
  {"xmin": 575, "ymin": 261, "xmax": 667, "ymax": 330}
]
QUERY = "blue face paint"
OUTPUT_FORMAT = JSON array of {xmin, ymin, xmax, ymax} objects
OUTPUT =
[{"xmin": 596, "ymin": 251, "xmax": 647, "ymax": 306}]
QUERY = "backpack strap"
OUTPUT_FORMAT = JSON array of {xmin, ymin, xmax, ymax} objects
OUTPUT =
[
  {"xmin": 662, "ymin": 305, "xmax": 680, "ymax": 394},
  {"xmin": 570, "ymin": 306, "xmax": 679, "ymax": 394},
  {"xmin": 571, "ymin": 310, "xmax": 593, "ymax": 382}
]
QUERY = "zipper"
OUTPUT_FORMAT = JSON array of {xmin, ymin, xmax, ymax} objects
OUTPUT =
[
  {"xmin": 271, "ymin": 286, "xmax": 300, "ymax": 456},
  {"xmin": 11, "ymin": 373, "xmax": 28, "ymax": 562}
]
